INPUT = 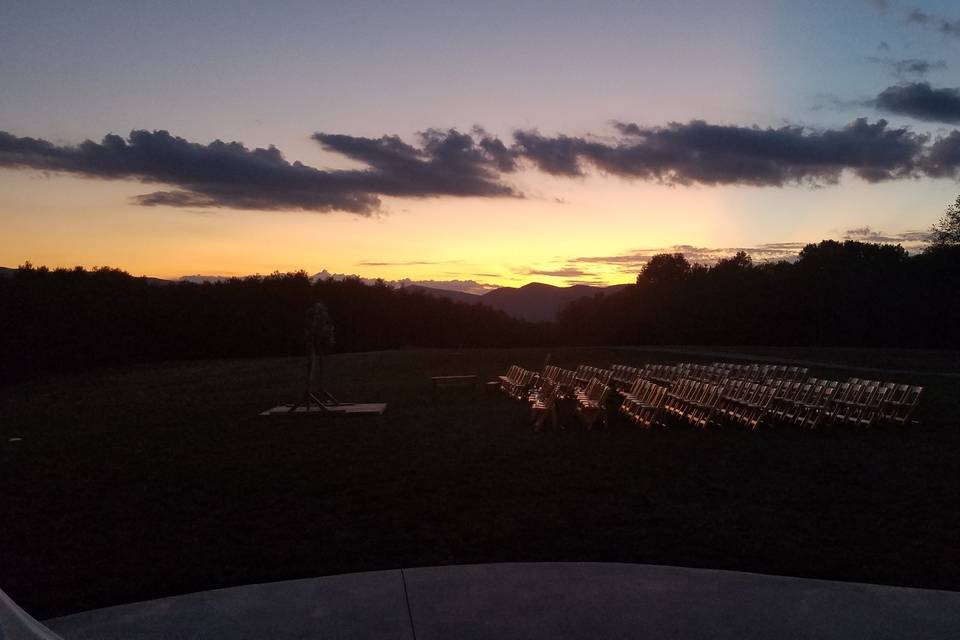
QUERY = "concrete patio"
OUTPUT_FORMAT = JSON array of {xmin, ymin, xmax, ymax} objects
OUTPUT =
[{"xmin": 5, "ymin": 563, "xmax": 959, "ymax": 639}]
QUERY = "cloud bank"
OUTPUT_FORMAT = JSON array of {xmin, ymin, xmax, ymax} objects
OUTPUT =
[
  {"xmin": 2, "ymin": 116, "xmax": 960, "ymax": 214},
  {"xmin": 0, "ymin": 128, "xmax": 517, "ymax": 215},
  {"xmin": 516, "ymin": 118, "xmax": 926, "ymax": 185}
]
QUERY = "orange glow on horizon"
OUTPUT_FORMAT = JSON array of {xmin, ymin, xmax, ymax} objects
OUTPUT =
[{"xmin": 0, "ymin": 170, "xmax": 947, "ymax": 287}]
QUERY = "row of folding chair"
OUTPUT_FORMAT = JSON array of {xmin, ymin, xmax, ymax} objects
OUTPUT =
[
  {"xmin": 828, "ymin": 379, "xmax": 923, "ymax": 427},
  {"xmin": 661, "ymin": 378, "xmax": 725, "ymax": 428},
  {"xmin": 712, "ymin": 378, "xmax": 791, "ymax": 429},
  {"xmin": 506, "ymin": 365, "xmax": 613, "ymax": 431},
  {"xmin": 642, "ymin": 378, "xmax": 919, "ymax": 431},
  {"xmin": 715, "ymin": 378, "xmax": 846, "ymax": 429},
  {"xmin": 717, "ymin": 377, "xmax": 924, "ymax": 429},
  {"xmin": 619, "ymin": 378, "xmax": 668, "ymax": 428},
  {"xmin": 511, "ymin": 362, "xmax": 923, "ymax": 431},
  {"xmin": 624, "ymin": 376, "xmax": 841, "ymax": 431},
  {"xmin": 498, "ymin": 365, "xmax": 536, "ymax": 400}
]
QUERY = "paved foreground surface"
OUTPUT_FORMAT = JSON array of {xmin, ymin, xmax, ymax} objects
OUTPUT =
[{"xmin": 39, "ymin": 563, "xmax": 960, "ymax": 639}]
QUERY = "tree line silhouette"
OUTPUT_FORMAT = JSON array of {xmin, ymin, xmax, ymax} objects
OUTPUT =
[
  {"xmin": 557, "ymin": 240, "xmax": 960, "ymax": 348},
  {"xmin": 2, "ymin": 219, "xmax": 959, "ymax": 385},
  {"xmin": 0, "ymin": 268, "xmax": 548, "ymax": 384}
]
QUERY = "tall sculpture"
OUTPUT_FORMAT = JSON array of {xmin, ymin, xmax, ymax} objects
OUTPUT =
[{"xmin": 297, "ymin": 302, "xmax": 342, "ymax": 409}]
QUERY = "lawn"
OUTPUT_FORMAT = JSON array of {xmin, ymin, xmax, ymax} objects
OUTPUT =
[{"xmin": 2, "ymin": 346, "xmax": 959, "ymax": 619}]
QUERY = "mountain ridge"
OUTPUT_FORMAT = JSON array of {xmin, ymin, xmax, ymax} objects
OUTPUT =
[{"xmin": 408, "ymin": 281, "xmax": 630, "ymax": 322}]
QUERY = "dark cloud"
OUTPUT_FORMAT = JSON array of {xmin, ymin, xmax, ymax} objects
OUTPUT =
[
  {"xmin": 312, "ymin": 128, "xmax": 517, "ymax": 200},
  {"xmin": 867, "ymin": 56, "xmax": 947, "ymax": 76},
  {"xmin": 866, "ymin": 0, "xmax": 889, "ymax": 11},
  {"xmin": 924, "ymin": 130, "xmax": 960, "ymax": 178},
  {"xmin": 0, "ymin": 128, "xmax": 518, "ymax": 215},
  {"xmin": 874, "ymin": 82, "xmax": 960, "ymax": 123},
  {"xmin": 473, "ymin": 126, "xmax": 519, "ymax": 172},
  {"xmin": 515, "ymin": 118, "xmax": 927, "ymax": 186},
  {"xmin": 0, "ymin": 130, "xmax": 384, "ymax": 214},
  {"xmin": 611, "ymin": 121, "xmax": 643, "ymax": 136},
  {"xmin": 512, "ymin": 131, "xmax": 587, "ymax": 176}
]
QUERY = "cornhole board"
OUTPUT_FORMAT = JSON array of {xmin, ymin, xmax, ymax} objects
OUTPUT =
[{"xmin": 260, "ymin": 403, "xmax": 387, "ymax": 417}]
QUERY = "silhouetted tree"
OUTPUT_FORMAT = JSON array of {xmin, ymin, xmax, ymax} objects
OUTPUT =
[
  {"xmin": 637, "ymin": 253, "xmax": 691, "ymax": 286},
  {"xmin": 927, "ymin": 195, "xmax": 960, "ymax": 251}
]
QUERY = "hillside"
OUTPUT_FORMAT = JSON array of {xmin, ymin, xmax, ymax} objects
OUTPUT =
[
  {"xmin": 480, "ymin": 282, "xmax": 629, "ymax": 322},
  {"xmin": 410, "ymin": 281, "xmax": 630, "ymax": 322},
  {"xmin": 404, "ymin": 284, "xmax": 485, "ymax": 306}
]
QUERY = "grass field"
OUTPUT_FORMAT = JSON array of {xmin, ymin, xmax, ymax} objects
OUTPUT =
[{"xmin": 2, "ymin": 346, "xmax": 960, "ymax": 619}]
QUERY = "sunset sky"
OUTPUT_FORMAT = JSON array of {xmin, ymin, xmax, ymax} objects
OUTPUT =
[{"xmin": 2, "ymin": 1, "xmax": 960, "ymax": 290}]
